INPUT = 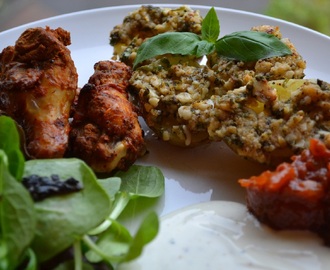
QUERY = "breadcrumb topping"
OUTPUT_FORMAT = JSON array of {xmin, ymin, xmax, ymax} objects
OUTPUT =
[
  {"xmin": 110, "ymin": 6, "xmax": 330, "ymax": 165},
  {"xmin": 110, "ymin": 5, "xmax": 203, "ymax": 66}
]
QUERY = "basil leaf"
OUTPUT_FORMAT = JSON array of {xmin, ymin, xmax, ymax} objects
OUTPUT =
[
  {"xmin": 196, "ymin": 40, "xmax": 215, "ymax": 57},
  {"xmin": 201, "ymin": 7, "xmax": 220, "ymax": 43},
  {"xmin": 133, "ymin": 32, "xmax": 202, "ymax": 68},
  {"xmin": 215, "ymin": 30, "xmax": 292, "ymax": 62},
  {"xmin": 0, "ymin": 150, "xmax": 36, "ymax": 269},
  {"xmin": 0, "ymin": 116, "xmax": 25, "ymax": 180}
]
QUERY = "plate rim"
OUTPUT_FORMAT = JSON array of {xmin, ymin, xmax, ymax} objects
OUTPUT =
[{"xmin": 1, "ymin": 3, "xmax": 330, "ymax": 41}]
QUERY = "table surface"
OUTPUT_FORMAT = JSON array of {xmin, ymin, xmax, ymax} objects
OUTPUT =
[{"xmin": 0, "ymin": 0, "xmax": 269, "ymax": 32}]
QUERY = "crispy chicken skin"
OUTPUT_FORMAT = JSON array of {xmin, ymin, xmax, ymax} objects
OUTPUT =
[
  {"xmin": 69, "ymin": 61, "xmax": 146, "ymax": 173},
  {"xmin": 0, "ymin": 26, "xmax": 78, "ymax": 158}
]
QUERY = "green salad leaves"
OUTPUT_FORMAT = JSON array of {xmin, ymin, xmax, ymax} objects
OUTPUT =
[
  {"xmin": 0, "ymin": 115, "xmax": 165, "ymax": 270},
  {"xmin": 133, "ymin": 7, "xmax": 292, "ymax": 68}
]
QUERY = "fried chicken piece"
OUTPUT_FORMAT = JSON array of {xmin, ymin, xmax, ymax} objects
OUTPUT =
[
  {"xmin": 0, "ymin": 26, "xmax": 78, "ymax": 158},
  {"xmin": 69, "ymin": 61, "xmax": 146, "ymax": 173}
]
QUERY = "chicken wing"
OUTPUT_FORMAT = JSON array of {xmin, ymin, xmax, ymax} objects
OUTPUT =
[
  {"xmin": 0, "ymin": 26, "xmax": 78, "ymax": 158},
  {"xmin": 69, "ymin": 60, "xmax": 146, "ymax": 173}
]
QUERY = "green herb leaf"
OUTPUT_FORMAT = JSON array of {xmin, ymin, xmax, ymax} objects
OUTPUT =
[
  {"xmin": 123, "ymin": 211, "xmax": 159, "ymax": 262},
  {"xmin": 24, "ymin": 158, "xmax": 112, "ymax": 262},
  {"xmin": 215, "ymin": 30, "xmax": 292, "ymax": 62},
  {"xmin": 201, "ymin": 7, "xmax": 220, "ymax": 43},
  {"xmin": 97, "ymin": 177, "xmax": 121, "ymax": 203},
  {"xmin": 115, "ymin": 165, "xmax": 165, "ymax": 198},
  {"xmin": 134, "ymin": 7, "xmax": 293, "ymax": 66},
  {"xmin": 133, "ymin": 32, "xmax": 204, "ymax": 68},
  {"xmin": 88, "ymin": 165, "xmax": 164, "ymax": 236},
  {"xmin": 195, "ymin": 40, "xmax": 215, "ymax": 58},
  {"xmin": 22, "ymin": 249, "xmax": 37, "ymax": 270},
  {"xmin": 0, "ymin": 150, "xmax": 36, "ymax": 269},
  {"xmin": 0, "ymin": 116, "xmax": 25, "ymax": 180},
  {"xmin": 85, "ymin": 219, "xmax": 132, "ymax": 264},
  {"xmin": 0, "ymin": 116, "xmax": 165, "ymax": 269},
  {"xmin": 85, "ymin": 212, "xmax": 159, "ymax": 265}
]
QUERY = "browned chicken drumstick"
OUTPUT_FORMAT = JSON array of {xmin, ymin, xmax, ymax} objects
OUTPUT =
[
  {"xmin": 69, "ymin": 60, "xmax": 146, "ymax": 173},
  {"xmin": 0, "ymin": 26, "xmax": 78, "ymax": 158}
]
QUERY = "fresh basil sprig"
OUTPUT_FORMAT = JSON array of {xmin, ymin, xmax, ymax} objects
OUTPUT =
[
  {"xmin": 133, "ymin": 7, "xmax": 292, "ymax": 68},
  {"xmin": 215, "ymin": 30, "xmax": 293, "ymax": 62},
  {"xmin": 201, "ymin": 6, "xmax": 220, "ymax": 43}
]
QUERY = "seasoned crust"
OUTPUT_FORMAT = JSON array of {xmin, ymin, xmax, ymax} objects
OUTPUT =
[
  {"xmin": 14, "ymin": 26, "xmax": 71, "ymax": 62},
  {"xmin": 110, "ymin": 5, "xmax": 203, "ymax": 66},
  {"xmin": 128, "ymin": 23, "xmax": 310, "ymax": 151},
  {"xmin": 207, "ymin": 25, "xmax": 306, "ymax": 92},
  {"xmin": 207, "ymin": 78, "xmax": 330, "ymax": 165},
  {"xmin": 130, "ymin": 57, "xmax": 222, "ymax": 146},
  {"xmin": 0, "ymin": 26, "xmax": 78, "ymax": 159},
  {"xmin": 69, "ymin": 61, "xmax": 146, "ymax": 173}
]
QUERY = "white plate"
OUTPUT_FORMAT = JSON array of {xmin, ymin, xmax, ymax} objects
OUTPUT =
[{"xmin": 1, "ymin": 4, "xmax": 330, "ymax": 263}]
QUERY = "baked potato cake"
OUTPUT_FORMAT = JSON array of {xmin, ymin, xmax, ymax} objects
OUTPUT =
[
  {"xmin": 207, "ymin": 78, "xmax": 330, "ymax": 164},
  {"xmin": 110, "ymin": 5, "xmax": 203, "ymax": 66},
  {"xmin": 110, "ymin": 6, "xmax": 327, "ymax": 163},
  {"xmin": 207, "ymin": 25, "xmax": 306, "ymax": 93},
  {"xmin": 128, "ymin": 20, "xmax": 308, "ymax": 148},
  {"xmin": 130, "ymin": 57, "xmax": 222, "ymax": 147}
]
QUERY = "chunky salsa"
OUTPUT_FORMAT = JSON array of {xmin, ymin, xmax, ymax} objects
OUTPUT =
[{"xmin": 239, "ymin": 138, "xmax": 330, "ymax": 242}]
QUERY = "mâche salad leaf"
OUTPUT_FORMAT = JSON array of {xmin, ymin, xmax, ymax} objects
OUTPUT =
[
  {"xmin": 85, "ymin": 212, "xmax": 159, "ymax": 266},
  {"xmin": 24, "ymin": 158, "xmax": 112, "ymax": 262},
  {"xmin": 0, "ymin": 116, "xmax": 165, "ymax": 270},
  {"xmin": 0, "ymin": 150, "xmax": 36, "ymax": 270},
  {"xmin": 116, "ymin": 165, "xmax": 164, "ymax": 198},
  {"xmin": 133, "ymin": 7, "xmax": 292, "ymax": 68},
  {"xmin": 0, "ymin": 116, "xmax": 25, "ymax": 180}
]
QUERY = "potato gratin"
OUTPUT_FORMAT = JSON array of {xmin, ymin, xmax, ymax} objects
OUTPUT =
[{"xmin": 110, "ymin": 5, "xmax": 330, "ymax": 167}]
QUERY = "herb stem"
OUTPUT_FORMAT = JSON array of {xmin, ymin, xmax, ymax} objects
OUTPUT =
[
  {"xmin": 73, "ymin": 240, "xmax": 83, "ymax": 270},
  {"xmin": 88, "ymin": 192, "xmax": 131, "ymax": 235},
  {"xmin": 82, "ymin": 235, "xmax": 111, "ymax": 261},
  {"xmin": 110, "ymin": 192, "xmax": 131, "ymax": 220},
  {"xmin": 88, "ymin": 218, "xmax": 112, "ymax": 235}
]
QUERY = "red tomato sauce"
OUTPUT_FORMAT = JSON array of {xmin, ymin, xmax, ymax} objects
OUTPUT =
[{"xmin": 239, "ymin": 138, "xmax": 330, "ymax": 243}]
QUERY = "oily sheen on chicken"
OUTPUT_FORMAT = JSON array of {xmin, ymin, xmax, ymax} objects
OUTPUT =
[
  {"xmin": 0, "ymin": 26, "xmax": 78, "ymax": 158},
  {"xmin": 69, "ymin": 61, "xmax": 146, "ymax": 173}
]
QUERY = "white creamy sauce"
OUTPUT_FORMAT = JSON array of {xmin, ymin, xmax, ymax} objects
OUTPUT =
[{"xmin": 119, "ymin": 201, "xmax": 330, "ymax": 270}]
